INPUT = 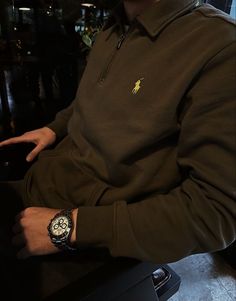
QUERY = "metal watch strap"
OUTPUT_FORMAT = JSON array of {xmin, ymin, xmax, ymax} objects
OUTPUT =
[{"xmin": 56, "ymin": 209, "xmax": 76, "ymax": 251}]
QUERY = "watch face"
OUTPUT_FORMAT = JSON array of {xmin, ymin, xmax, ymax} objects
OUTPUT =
[{"xmin": 50, "ymin": 216, "xmax": 69, "ymax": 237}]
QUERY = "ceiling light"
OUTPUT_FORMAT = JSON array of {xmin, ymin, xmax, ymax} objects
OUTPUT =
[
  {"xmin": 19, "ymin": 7, "xmax": 31, "ymax": 11},
  {"xmin": 81, "ymin": 3, "xmax": 96, "ymax": 8}
]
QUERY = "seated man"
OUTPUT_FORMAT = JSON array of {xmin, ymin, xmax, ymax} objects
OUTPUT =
[{"xmin": 0, "ymin": 0, "xmax": 235, "ymax": 298}]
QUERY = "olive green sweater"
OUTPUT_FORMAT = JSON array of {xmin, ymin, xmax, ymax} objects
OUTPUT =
[{"xmin": 24, "ymin": 0, "xmax": 236, "ymax": 263}]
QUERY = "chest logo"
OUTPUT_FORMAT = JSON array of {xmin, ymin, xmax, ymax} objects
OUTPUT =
[{"xmin": 132, "ymin": 78, "xmax": 144, "ymax": 95}]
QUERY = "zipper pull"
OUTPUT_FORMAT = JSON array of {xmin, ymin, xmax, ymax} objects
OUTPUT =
[{"xmin": 117, "ymin": 34, "xmax": 125, "ymax": 49}]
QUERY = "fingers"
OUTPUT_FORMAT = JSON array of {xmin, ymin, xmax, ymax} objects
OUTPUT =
[
  {"xmin": 13, "ymin": 212, "xmax": 30, "ymax": 259},
  {"xmin": 0, "ymin": 136, "xmax": 29, "ymax": 147},
  {"xmin": 13, "ymin": 210, "xmax": 29, "ymax": 259},
  {"xmin": 13, "ymin": 212, "xmax": 26, "ymax": 243},
  {"xmin": 12, "ymin": 216, "xmax": 30, "ymax": 259},
  {"xmin": 12, "ymin": 233, "xmax": 26, "ymax": 247},
  {"xmin": 0, "ymin": 135, "xmax": 46, "ymax": 162},
  {"xmin": 0, "ymin": 134, "xmax": 38, "ymax": 155},
  {"xmin": 0, "ymin": 129, "xmax": 54, "ymax": 161},
  {"xmin": 12, "ymin": 222, "xmax": 22, "ymax": 234},
  {"xmin": 26, "ymin": 144, "xmax": 45, "ymax": 162},
  {"xmin": 15, "ymin": 210, "xmax": 24, "ymax": 222}
]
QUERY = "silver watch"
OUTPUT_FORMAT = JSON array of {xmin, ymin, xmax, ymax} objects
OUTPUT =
[{"xmin": 47, "ymin": 209, "xmax": 76, "ymax": 251}]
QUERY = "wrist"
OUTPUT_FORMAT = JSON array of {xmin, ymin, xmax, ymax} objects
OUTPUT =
[
  {"xmin": 44, "ymin": 126, "xmax": 56, "ymax": 138},
  {"xmin": 70, "ymin": 208, "xmax": 78, "ymax": 245}
]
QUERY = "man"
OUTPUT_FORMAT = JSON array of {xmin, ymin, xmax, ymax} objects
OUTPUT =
[{"xmin": 0, "ymin": 0, "xmax": 235, "ymax": 298}]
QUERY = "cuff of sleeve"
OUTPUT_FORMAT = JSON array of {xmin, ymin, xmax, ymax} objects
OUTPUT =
[
  {"xmin": 76, "ymin": 205, "xmax": 114, "ymax": 250},
  {"xmin": 46, "ymin": 121, "xmax": 68, "ymax": 140}
]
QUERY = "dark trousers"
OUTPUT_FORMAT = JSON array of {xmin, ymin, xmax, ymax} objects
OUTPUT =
[{"xmin": 0, "ymin": 181, "xmax": 110, "ymax": 300}]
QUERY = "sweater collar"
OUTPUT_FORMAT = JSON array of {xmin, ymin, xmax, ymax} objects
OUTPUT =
[{"xmin": 104, "ymin": 0, "xmax": 199, "ymax": 37}]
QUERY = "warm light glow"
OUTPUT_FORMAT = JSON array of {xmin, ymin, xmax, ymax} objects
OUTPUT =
[
  {"xmin": 81, "ymin": 3, "xmax": 96, "ymax": 8},
  {"xmin": 19, "ymin": 7, "xmax": 31, "ymax": 11}
]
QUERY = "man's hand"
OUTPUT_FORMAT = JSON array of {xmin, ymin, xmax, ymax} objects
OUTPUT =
[
  {"xmin": 0, "ymin": 127, "xmax": 56, "ymax": 162},
  {"xmin": 12, "ymin": 207, "xmax": 78, "ymax": 259}
]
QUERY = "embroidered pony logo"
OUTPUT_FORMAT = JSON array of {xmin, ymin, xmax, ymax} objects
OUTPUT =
[{"xmin": 132, "ymin": 78, "xmax": 144, "ymax": 95}]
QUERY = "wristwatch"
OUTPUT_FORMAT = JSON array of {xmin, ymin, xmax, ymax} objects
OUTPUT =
[{"xmin": 47, "ymin": 209, "xmax": 76, "ymax": 251}]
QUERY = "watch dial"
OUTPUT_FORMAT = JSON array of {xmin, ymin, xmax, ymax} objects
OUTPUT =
[{"xmin": 51, "ymin": 216, "xmax": 69, "ymax": 236}]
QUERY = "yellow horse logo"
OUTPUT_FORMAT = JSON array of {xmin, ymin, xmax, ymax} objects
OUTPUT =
[{"xmin": 132, "ymin": 78, "xmax": 144, "ymax": 94}]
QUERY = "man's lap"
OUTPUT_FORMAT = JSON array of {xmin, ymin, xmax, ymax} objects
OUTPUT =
[
  {"xmin": 0, "ymin": 181, "xmax": 24, "ymax": 255},
  {"xmin": 0, "ymin": 181, "xmax": 110, "ymax": 300}
]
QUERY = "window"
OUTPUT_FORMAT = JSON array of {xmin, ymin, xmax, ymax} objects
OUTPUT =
[
  {"xmin": 230, "ymin": 0, "xmax": 236, "ymax": 18},
  {"xmin": 204, "ymin": 0, "xmax": 233, "ymax": 14}
]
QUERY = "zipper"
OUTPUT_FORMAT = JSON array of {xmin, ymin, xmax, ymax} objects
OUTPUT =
[{"xmin": 98, "ymin": 33, "xmax": 127, "ymax": 84}]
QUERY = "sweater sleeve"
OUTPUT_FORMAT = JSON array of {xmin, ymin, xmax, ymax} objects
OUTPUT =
[
  {"xmin": 46, "ymin": 100, "xmax": 75, "ymax": 139},
  {"xmin": 76, "ymin": 42, "xmax": 236, "ymax": 264}
]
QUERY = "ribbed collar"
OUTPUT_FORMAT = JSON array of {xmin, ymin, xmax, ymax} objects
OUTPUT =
[{"xmin": 104, "ymin": 0, "xmax": 199, "ymax": 37}]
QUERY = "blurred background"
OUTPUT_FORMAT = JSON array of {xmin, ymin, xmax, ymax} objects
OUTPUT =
[
  {"xmin": 0, "ymin": 1, "xmax": 117, "ymax": 136},
  {"xmin": 0, "ymin": 0, "xmax": 235, "ymax": 139}
]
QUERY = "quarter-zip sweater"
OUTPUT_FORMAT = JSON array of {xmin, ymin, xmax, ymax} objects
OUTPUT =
[{"xmin": 23, "ymin": 0, "xmax": 236, "ymax": 263}]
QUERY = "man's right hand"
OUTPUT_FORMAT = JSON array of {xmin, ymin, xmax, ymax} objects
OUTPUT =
[{"xmin": 0, "ymin": 127, "xmax": 56, "ymax": 162}]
